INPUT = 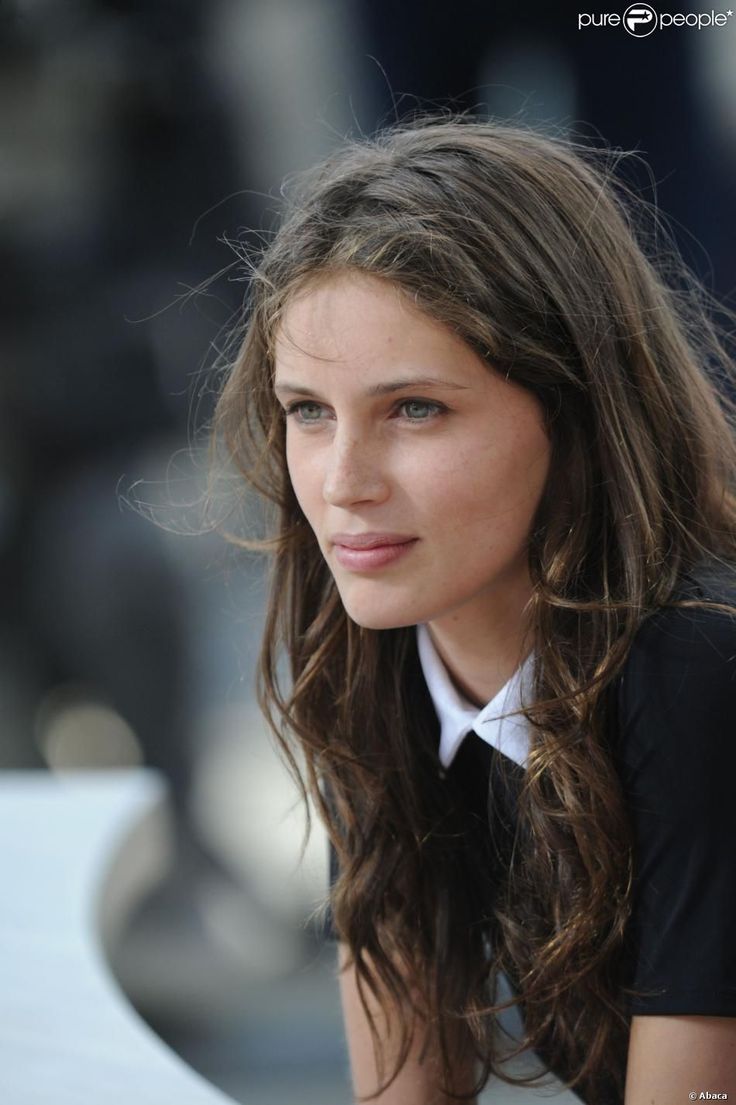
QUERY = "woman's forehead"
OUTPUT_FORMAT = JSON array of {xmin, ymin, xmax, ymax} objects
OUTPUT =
[{"xmin": 274, "ymin": 272, "xmax": 460, "ymax": 372}]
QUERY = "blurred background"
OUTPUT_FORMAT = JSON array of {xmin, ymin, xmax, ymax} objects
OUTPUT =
[{"xmin": 1, "ymin": 0, "xmax": 734, "ymax": 1102}]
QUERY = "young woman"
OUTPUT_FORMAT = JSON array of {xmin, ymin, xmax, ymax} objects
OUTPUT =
[{"xmin": 211, "ymin": 116, "xmax": 736, "ymax": 1104}]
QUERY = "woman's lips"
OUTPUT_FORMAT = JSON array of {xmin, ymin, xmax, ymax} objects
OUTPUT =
[{"xmin": 331, "ymin": 533, "xmax": 419, "ymax": 571}]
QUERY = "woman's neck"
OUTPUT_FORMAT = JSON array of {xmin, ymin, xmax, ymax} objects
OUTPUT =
[{"xmin": 425, "ymin": 572, "xmax": 535, "ymax": 707}]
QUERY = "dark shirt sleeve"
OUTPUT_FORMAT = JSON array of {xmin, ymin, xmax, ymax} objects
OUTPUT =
[{"xmin": 616, "ymin": 596, "xmax": 736, "ymax": 1016}]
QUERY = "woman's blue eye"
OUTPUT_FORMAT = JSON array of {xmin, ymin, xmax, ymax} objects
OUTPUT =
[
  {"xmin": 287, "ymin": 401, "xmax": 324, "ymax": 422},
  {"xmin": 399, "ymin": 399, "xmax": 441, "ymax": 420},
  {"xmin": 284, "ymin": 398, "xmax": 443, "ymax": 423}
]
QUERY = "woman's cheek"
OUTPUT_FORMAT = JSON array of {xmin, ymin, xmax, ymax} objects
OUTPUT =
[{"xmin": 287, "ymin": 442, "xmax": 319, "ymax": 514}]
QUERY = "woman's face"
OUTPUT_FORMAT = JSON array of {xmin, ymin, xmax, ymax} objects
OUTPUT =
[{"xmin": 273, "ymin": 272, "xmax": 552, "ymax": 637}]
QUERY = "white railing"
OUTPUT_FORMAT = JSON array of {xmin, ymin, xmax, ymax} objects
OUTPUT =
[
  {"xmin": 0, "ymin": 769, "xmax": 238, "ymax": 1105},
  {"xmin": 0, "ymin": 768, "xmax": 581, "ymax": 1104}
]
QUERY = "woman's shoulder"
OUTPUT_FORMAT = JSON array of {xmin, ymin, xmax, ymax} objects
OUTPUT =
[
  {"xmin": 625, "ymin": 557, "xmax": 736, "ymax": 668},
  {"xmin": 616, "ymin": 561, "xmax": 736, "ymax": 1019},
  {"xmin": 614, "ymin": 557, "xmax": 736, "ymax": 769}
]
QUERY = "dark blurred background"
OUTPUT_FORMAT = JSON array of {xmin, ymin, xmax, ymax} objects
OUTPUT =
[{"xmin": 1, "ymin": 1, "xmax": 734, "ymax": 1102}]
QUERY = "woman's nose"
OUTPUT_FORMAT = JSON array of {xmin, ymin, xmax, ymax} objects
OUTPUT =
[{"xmin": 322, "ymin": 430, "xmax": 389, "ymax": 507}]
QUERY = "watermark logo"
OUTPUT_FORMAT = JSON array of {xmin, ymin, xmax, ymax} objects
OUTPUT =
[
  {"xmin": 578, "ymin": 6, "xmax": 734, "ymax": 30},
  {"xmin": 623, "ymin": 3, "xmax": 657, "ymax": 33}
]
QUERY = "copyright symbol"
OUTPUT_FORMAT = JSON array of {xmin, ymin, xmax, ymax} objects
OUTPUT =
[{"xmin": 690, "ymin": 1094, "xmax": 697, "ymax": 1101}]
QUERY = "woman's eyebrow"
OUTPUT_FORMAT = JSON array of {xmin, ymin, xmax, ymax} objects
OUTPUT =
[
  {"xmin": 273, "ymin": 375, "xmax": 471, "ymax": 397},
  {"xmin": 366, "ymin": 376, "xmax": 471, "ymax": 395}
]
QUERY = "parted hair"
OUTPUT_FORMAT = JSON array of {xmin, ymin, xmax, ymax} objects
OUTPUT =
[{"xmin": 211, "ymin": 115, "xmax": 736, "ymax": 1103}]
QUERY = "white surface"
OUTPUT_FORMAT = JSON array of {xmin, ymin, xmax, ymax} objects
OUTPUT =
[
  {"xmin": 0, "ymin": 768, "xmax": 582, "ymax": 1104},
  {"xmin": 0, "ymin": 769, "xmax": 238, "ymax": 1105}
]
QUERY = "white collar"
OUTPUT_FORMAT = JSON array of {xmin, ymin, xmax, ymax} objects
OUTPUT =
[{"xmin": 416, "ymin": 624, "xmax": 534, "ymax": 770}]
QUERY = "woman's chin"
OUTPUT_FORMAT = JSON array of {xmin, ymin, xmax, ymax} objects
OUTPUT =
[{"xmin": 341, "ymin": 597, "xmax": 422, "ymax": 632}]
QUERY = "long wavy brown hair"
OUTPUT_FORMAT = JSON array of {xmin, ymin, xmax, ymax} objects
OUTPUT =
[{"xmin": 209, "ymin": 116, "xmax": 736, "ymax": 1103}]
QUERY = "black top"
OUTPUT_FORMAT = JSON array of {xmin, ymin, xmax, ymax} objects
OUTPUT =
[
  {"xmin": 325, "ymin": 560, "xmax": 736, "ymax": 1019},
  {"xmin": 608, "ymin": 561, "xmax": 736, "ymax": 1016}
]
